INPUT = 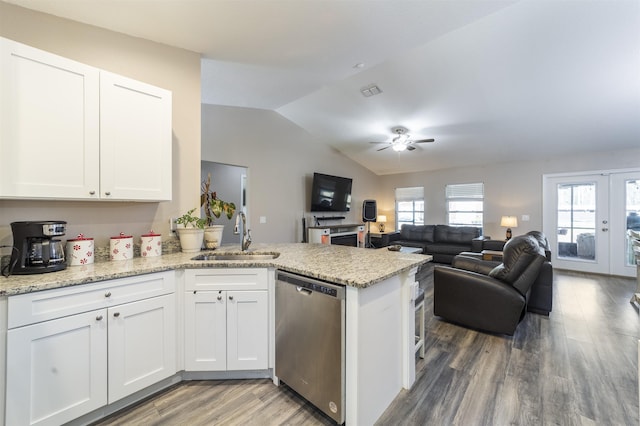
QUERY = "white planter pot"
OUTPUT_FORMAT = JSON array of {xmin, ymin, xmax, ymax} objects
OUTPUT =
[
  {"xmin": 176, "ymin": 228, "xmax": 204, "ymax": 253},
  {"xmin": 204, "ymin": 225, "xmax": 224, "ymax": 250}
]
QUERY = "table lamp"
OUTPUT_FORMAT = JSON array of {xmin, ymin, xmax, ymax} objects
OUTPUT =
[
  {"xmin": 500, "ymin": 216, "xmax": 518, "ymax": 240},
  {"xmin": 378, "ymin": 215, "xmax": 387, "ymax": 232}
]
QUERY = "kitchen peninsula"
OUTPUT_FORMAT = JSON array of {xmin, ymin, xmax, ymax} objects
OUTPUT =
[{"xmin": 0, "ymin": 243, "xmax": 431, "ymax": 425}]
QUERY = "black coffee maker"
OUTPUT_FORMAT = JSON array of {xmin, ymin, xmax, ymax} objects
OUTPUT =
[{"xmin": 9, "ymin": 221, "xmax": 67, "ymax": 275}]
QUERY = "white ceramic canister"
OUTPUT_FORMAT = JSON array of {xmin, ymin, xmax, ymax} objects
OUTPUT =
[
  {"xmin": 66, "ymin": 234, "xmax": 95, "ymax": 266},
  {"xmin": 110, "ymin": 232, "xmax": 133, "ymax": 261},
  {"xmin": 140, "ymin": 230, "xmax": 162, "ymax": 257}
]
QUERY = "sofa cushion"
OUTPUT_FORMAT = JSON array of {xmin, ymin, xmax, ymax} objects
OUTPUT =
[
  {"xmin": 434, "ymin": 225, "xmax": 481, "ymax": 244},
  {"xmin": 425, "ymin": 243, "xmax": 473, "ymax": 255},
  {"xmin": 400, "ymin": 224, "xmax": 435, "ymax": 242}
]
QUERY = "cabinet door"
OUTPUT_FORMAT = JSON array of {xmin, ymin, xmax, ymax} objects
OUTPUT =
[
  {"xmin": 99, "ymin": 71, "xmax": 172, "ymax": 201},
  {"xmin": 227, "ymin": 290, "xmax": 269, "ymax": 371},
  {"xmin": 108, "ymin": 294, "xmax": 176, "ymax": 403},
  {"xmin": 0, "ymin": 37, "xmax": 100, "ymax": 199},
  {"xmin": 6, "ymin": 310, "xmax": 107, "ymax": 426},
  {"xmin": 184, "ymin": 291, "xmax": 227, "ymax": 371}
]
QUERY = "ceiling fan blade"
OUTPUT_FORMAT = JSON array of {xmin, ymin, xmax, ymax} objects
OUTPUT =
[
  {"xmin": 369, "ymin": 141, "xmax": 387, "ymax": 144},
  {"xmin": 412, "ymin": 138, "xmax": 435, "ymax": 143},
  {"xmin": 377, "ymin": 145, "xmax": 391, "ymax": 151},
  {"xmin": 406, "ymin": 145, "xmax": 416, "ymax": 151}
]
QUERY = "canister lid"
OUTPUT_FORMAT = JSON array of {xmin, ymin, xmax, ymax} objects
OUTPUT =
[
  {"xmin": 111, "ymin": 232, "xmax": 133, "ymax": 239},
  {"xmin": 67, "ymin": 233, "xmax": 93, "ymax": 242},
  {"xmin": 141, "ymin": 230, "xmax": 161, "ymax": 237}
]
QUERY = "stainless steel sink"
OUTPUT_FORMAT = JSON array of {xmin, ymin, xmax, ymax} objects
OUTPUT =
[{"xmin": 191, "ymin": 253, "xmax": 279, "ymax": 261}]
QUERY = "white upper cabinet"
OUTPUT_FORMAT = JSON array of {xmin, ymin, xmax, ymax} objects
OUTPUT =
[
  {"xmin": 100, "ymin": 72, "xmax": 172, "ymax": 201},
  {"xmin": 0, "ymin": 37, "xmax": 172, "ymax": 201},
  {"xmin": 0, "ymin": 37, "xmax": 100, "ymax": 199}
]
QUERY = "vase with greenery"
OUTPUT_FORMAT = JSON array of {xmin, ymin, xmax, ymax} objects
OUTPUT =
[
  {"xmin": 175, "ymin": 208, "xmax": 205, "ymax": 252},
  {"xmin": 201, "ymin": 173, "xmax": 237, "ymax": 249}
]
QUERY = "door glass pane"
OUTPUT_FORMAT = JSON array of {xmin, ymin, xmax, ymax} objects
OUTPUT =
[
  {"xmin": 557, "ymin": 183, "xmax": 596, "ymax": 260},
  {"xmin": 626, "ymin": 179, "xmax": 640, "ymax": 266}
]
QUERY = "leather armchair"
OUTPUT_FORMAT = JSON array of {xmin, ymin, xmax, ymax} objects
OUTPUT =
[{"xmin": 433, "ymin": 234, "xmax": 547, "ymax": 335}]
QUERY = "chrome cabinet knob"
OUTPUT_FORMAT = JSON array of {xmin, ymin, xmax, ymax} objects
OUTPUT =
[
  {"xmin": 96, "ymin": 315, "xmax": 103, "ymax": 321},
  {"xmin": 105, "ymin": 292, "xmax": 112, "ymax": 298},
  {"xmin": 229, "ymin": 295, "xmax": 234, "ymax": 301},
  {"xmin": 89, "ymin": 190, "xmax": 96, "ymax": 195},
  {"xmin": 217, "ymin": 295, "xmax": 222, "ymax": 301},
  {"xmin": 113, "ymin": 312, "xmax": 120, "ymax": 318},
  {"xmin": 105, "ymin": 191, "xmax": 111, "ymax": 196}
]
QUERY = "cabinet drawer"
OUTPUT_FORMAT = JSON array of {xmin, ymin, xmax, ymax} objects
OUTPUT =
[
  {"xmin": 8, "ymin": 271, "xmax": 175, "ymax": 328},
  {"xmin": 185, "ymin": 268, "xmax": 268, "ymax": 291}
]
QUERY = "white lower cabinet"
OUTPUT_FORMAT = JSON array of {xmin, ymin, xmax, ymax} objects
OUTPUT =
[
  {"xmin": 184, "ymin": 269, "xmax": 269, "ymax": 371},
  {"xmin": 6, "ymin": 310, "xmax": 108, "ymax": 426},
  {"xmin": 5, "ymin": 272, "xmax": 176, "ymax": 426},
  {"xmin": 108, "ymin": 294, "xmax": 176, "ymax": 403}
]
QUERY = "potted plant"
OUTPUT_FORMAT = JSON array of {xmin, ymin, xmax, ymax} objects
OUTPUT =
[
  {"xmin": 201, "ymin": 173, "xmax": 237, "ymax": 249},
  {"xmin": 175, "ymin": 208, "xmax": 206, "ymax": 253}
]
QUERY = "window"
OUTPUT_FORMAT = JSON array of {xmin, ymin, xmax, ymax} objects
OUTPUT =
[
  {"xmin": 446, "ymin": 183, "xmax": 484, "ymax": 227},
  {"xmin": 395, "ymin": 187, "xmax": 424, "ymax": 228}
]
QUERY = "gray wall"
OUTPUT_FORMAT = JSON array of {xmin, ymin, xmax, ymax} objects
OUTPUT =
[
  {"xmin": 379, "ymin": 148, "xmax": 640, "ymax": 239},
  {"xmin": 201, "ymin": 104, "xmax": 382, "ymax": 243}
]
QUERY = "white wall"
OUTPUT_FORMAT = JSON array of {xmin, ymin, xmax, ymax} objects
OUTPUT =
[
  {"xmin": 201, "ymin": 104, "xmax": 382, "ymax": 243},
  {"xmin": 0, "ymin": 2, "xmax": 201, "ymax": 249},
  {"xmin": 379, "ymin": 148, "xmax": 640, "ymax": 239}
]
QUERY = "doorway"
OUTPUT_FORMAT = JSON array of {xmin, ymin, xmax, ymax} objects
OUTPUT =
[
  {"xmin": 201, "ymin": 161, "xmax": 247, "ymax": 245},
  {"xmin": 543, "ymin": 169, "xmax": 640, "ymax": 277}
]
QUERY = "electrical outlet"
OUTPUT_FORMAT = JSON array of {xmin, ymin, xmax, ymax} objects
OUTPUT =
[
  {"xmin": 169, "ymin": 217, "xmax": 177, "ymax": 233},
  {"xmin": 260, "ymin": 216, "xmax": 267, "ymax": 224},
  {"xmin": 521, "ymin": 214, "xmax": 530, "ymax": 222}
]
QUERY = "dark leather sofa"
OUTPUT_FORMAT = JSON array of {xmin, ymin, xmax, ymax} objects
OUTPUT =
[
  {"xmin": 388, "ymin": 224, "xmax": 487, "ymax": 264},
  {"xmin": 433, "ymin": 233, "xmax": 551, "ymax": 335}
]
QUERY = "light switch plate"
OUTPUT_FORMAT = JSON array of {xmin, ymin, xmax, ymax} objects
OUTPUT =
[
  {"xmin": 521, "ymin": 214, "xmax": 530, "ymax": 222},
  {"xmin": 260, "ymin": 216, "xmax": 267, "ymax": 224}
]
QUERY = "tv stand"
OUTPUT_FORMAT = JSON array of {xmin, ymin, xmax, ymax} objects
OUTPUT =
[{"xmin": 308, "ymin": 224, "xmax": 365, "ymax": 248}]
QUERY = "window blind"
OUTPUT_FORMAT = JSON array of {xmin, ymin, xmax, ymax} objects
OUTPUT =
[
  {"xmin": 446, "ymin": 183, "xmax": 484, "ymax": 199},
  {"xmin": 395, "ymin": 186, "xmax": 424, "ymax": 201}
]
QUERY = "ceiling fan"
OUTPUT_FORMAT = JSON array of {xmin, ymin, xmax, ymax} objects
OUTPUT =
[{"xmin": 370, "ymin": 126, "xmax": 435, "ymax": 152}]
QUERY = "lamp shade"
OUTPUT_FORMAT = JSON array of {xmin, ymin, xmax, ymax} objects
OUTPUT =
[
  {"xmin": 500, "ymin": 216, "xmax": 518, "ymax": 228},
  {"xmin": 377, "ymin": 215, "xmax": 387, "ymax": 223}
]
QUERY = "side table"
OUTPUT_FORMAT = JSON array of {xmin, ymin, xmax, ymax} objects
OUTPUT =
[
  {"xmin": 481, "ymin": 250, "xmax": 503, "ymax": 262},
  {"xmin": 369, "ymin": 232, "xmax": 396, "ymax": 248}
]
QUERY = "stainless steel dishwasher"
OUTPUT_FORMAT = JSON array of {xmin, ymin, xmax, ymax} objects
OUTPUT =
[{"xmin": 275, "ymin": 270, "xmax": 345, "ymax": 424}]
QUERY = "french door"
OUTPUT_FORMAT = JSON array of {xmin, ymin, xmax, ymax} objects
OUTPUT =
[{"xmin": 543, "ymin": 170, "xmax": 640, "ymax": 277}]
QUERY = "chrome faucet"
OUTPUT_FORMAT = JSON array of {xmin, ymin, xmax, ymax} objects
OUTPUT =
[{"xmin": 234, "ymin": 212, "xmax": 252, "ymax": 251}]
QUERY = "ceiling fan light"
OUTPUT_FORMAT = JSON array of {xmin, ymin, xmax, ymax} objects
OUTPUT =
[{"xmin": 392, "ymin": 143, "xmax": 406, "ymax": 152}]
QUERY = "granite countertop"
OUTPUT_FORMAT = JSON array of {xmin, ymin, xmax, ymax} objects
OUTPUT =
[{"xmin": 0, "ymin": 243, "xmax": 432, "ymax": 296}]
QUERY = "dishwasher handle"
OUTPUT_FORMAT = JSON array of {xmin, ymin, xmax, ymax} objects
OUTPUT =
[{"xmin": 296, "ymin": 286, "xmax": 313, "ymax": 296}]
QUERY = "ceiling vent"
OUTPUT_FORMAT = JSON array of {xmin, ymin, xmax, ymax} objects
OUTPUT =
[{"xmin": 360, "ymin": 84, "xmax": 382, "ymax": 97}]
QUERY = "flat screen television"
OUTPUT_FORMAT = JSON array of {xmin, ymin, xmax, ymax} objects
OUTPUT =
[{"xmin": 310, "ymin": 172, "xmax": 353, "ymax": 212}]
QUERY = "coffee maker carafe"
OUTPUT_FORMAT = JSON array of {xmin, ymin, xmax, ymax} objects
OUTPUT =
[{"xmin": 9, "ymin": 221, "xmax": 67, "ymax": 275}]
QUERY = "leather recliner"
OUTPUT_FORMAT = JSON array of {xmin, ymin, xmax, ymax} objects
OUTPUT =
[{"xmin": 433, "ymin": 234, "xmax": 548, "ymax": 335}]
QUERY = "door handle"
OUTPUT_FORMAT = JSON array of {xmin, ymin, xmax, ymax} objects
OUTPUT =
[{"xmin": 602, "ymin": 228, "xmax": 609, "ymax": 232}]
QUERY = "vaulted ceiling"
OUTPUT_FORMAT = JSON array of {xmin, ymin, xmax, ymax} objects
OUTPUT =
[{"xmin": 7, "ymin": 0, "xmax": 640, "ymax": 175}]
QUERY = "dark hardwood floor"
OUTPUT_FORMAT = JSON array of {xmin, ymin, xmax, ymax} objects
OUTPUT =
[{"xmin": 94, "ymin": 269, "xmax": 640, "ymax": 425}]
